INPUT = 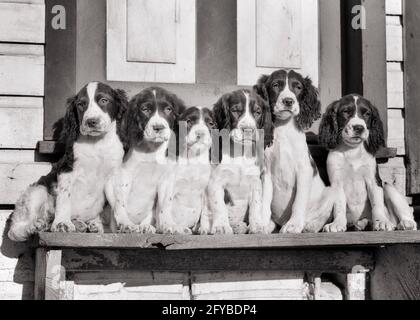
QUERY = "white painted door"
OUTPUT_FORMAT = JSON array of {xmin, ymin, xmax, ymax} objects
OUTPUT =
[
  {"xmin": 107, "ymin": 0, "xmax": 196, "ymax": 84},
  {"xmin": 237, "ymin": 0, "xmax": 319, "ymax": 86}
]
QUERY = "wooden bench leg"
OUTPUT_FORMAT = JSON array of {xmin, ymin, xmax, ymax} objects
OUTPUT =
[
  {"xmin": 34, "ymin": 248, "xmax": 70, "ymax": 300},
  {"xmin": 346, "ymin": 265, "xmax": 369, "ymax": 300}
]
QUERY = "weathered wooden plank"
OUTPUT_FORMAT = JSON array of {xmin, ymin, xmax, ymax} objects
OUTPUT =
[
  {"xmin": 71, "ymin": 272, "xmax": 189, "ymax": 300},
  {"xmin": 388, "ymin": 109, "xmax": 405, "ymax": 155},
  {"xmin": 36, "ymin": 232, "xmax": 420, "ymax": 251},
  {"xmin": 379, "ymin": 157, "xmax": 407, "ymax": 195},
  {"xmin": 387, "ymin": 62, "xmax": 404, "ymax": 109},
  {"xmin": 34, "ymin": 248, "xmax": 47, "ymax": 300},
  {"xmin": 371, "ymin": 245, "xmax": 420, "ymax": 300},
  {"xmin": 60, "ymin": 248, "xmax": 374, "ymax": 274},
  {"xmin": 0, "ymin": 162, "xmax": 52, "ymax": 205},
  {"xmin": 404, "ymin": 1, "xmax": 420, "ymax": 195},
  {"xmin": 386, "ymin": 16, "xmax": 403, "ymax": 62},
  {"xmin": 191, "ymin": 271, "xmax": 308, "ymax": 300},
  {"xmin": 0, "ymin": 43, "xmax": 44, "ymax": 96},
  {"xmin": 44, "ymin": 250, "xmax": 66, "ymax": 300},
  {"xmin": 0, "ymin": 2, "xmax": 45, "ymax": 43},
  {"xmin": 386, "ymin": 0, "xmax": 402, "ymax": 15},
  {"xmin": 0, "ymin": 97, "xmax": 43, "ymax": 149}
]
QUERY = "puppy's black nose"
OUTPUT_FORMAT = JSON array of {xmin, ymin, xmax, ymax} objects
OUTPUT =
[
  {"xmin": 353, "ymin": 125, "xmax": 365, "ymax": 134},
  {"xmin": 282, "ymin": 98, "xmax": 295, "ymax": 108},
  {"xmin": 86, "ymin": 118, "xmax": 100, "ymax": 128},
  {"xmin": 153, "ymin": 124, "xmax": 166, "ymax": 132}
]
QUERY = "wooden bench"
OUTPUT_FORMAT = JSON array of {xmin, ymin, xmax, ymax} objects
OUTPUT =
[{"xmin": 32, "ymin": 231, "xmax": 420, "ymax": 300}]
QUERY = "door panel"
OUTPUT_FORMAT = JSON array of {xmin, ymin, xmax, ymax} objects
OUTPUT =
[
  {"xmin": 238, "ymin": 0, "xmax": 319, "ymax": 86},
  {"xmin": 127, "ymin": 0, "xmax": 177, "ymax": 64},
  {"xmin": 107, "ymin": 0, "xmax": 196, "ymax": 83}
]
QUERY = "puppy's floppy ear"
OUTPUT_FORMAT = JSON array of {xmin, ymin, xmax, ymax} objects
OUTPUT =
[
  {"xmin": 254, "ymin": 93, "xmax": 273, "ymax": 148},
  {"xmin": 121, "ymin": 97, "xmax": 145, "ymax": 149},
  {"xmin": 168, "ymin": 92, "xmax": 187, "ymax": 120},
  {"xmin": 112, "ymin": 89, "xmax": 129, "ymax": 141},
  {"xmin": 253, "ymin": 75, "xmax": 270, "ymax": 102},
  {"xmin": 213, "ymin": 94, "xmax": 231, "ymax": 130},
  {"xmin": 319, "ymin": 100, "xmax": 340, "ymax": 150},
  {"xmin": 366, "ymin": 102, "xmax": 386, "ymax": 155},
  {"xmin": 297, "ymin": 77, "xmax": 322, "ymax": 130},
  {"xmin": 112, "ymin": 89, "xmax": 129, "ymax": 121},
  {"xmin": 59, "ymin": 95, "xmax": 80, "ymax": 148}
]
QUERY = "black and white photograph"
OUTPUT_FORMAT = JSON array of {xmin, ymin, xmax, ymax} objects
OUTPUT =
[{"xmin": 0, "ymin": 0, "xmax": 420, "ymax": 304}]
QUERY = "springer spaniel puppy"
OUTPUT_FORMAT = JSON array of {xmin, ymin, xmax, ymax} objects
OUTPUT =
[
  {"xmin": 105, "ymin": 87, "xmax": 186, "ymax": 234},
  {"xmin": 8, "ymin": 82, "xmax": 128, "ymax": 241},
  {"xmin": 319, "ymin": 94, "xmax": 417, "ymax": 232},
  {"xmin": 254, "ymin": 70, "xmax": 335, "ymax": 234},
  {"xmin": 207, "ymin": 89, "xmax": 273, "ymax": 235},
  {"xmin": 157, "ymin": 107, "xmax": 216, "ymax": 235}
]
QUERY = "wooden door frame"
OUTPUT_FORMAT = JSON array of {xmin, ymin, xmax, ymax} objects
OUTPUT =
[
  {"xmin": 403, "ymin": 0, "xmax": 420, "ymax": 196},
  {"xmin": 340, "ymin": 0, "xmax": 388, "ymax": 136}
]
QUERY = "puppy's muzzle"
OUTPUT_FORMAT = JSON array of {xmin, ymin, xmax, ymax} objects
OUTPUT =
[
  {"xmin": 85, "ymin": 117, "xmax": 101, "ymax": 129},
  {"xmin": 353, "ymin": 125, "xmax": 365, "ymax": 135},
  {"xmin": 282, "ymin": 97, "xmax": 295, "ymax": 109}
]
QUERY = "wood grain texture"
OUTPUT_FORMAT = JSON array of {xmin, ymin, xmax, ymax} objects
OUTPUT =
[
  {"xmin": 35, "ymin": 232, "xmax": 420, "ymax": 250},
  {"xmin": 388, "ymin": 109, "xmax": 405, "ymax": 156},
  {"xmin": 0, "ymin": 43, "xmax": 44, "ymax": 96},
  {"xmin": 0, "ymin": 97, "xmax": 43, "ymax": 149},
  {"xmin": 191, "ymin": 271, "xmax": 308, "ymax": 300},
  {"xmin": 71, "ymin": 272, "xmax": 189, "ymax": 300},
  {"xmin": 0, "ymin": 162, "xmax": 52, "ymax": 205},
  {"xmin": 107, "ymin": 0, "xmax": 196, "ymax": 83},
  {"xmin": 386, "ymin": 16, "xmax": 403, "ymax": 62},
  {"xmin": 387, "ymin": 62, "xmax": 404, "ymax": 109},
  {"xmin": 371, "ymin": 245, "xmax": 420, "ymax": 300},
  {"xmin": 0, "ymin": 1, "xmax": 45, "ymax": 43},
  {"xmin": 404, "ymin": 1, "xmax": 420, "ymax": 195},
  {"xmin": 237, "ymin": 0, "xmax": 318, "ymax": 86},
  {"xmin": 59, "ymin": 248, "xmax": 374, "ymax": 274},
  {"xmin": 386, "ymin": 0, "xmax": 402, "ymax": 15},
  {"xmin": 127, "ymin": 0, "xmax": 177, "ymax": 64}
]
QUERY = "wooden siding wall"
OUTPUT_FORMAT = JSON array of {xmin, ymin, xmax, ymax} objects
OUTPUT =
[
  {"xmin": 379, "ymin": 0, "xmax": 407, "ymax": 197},
  {"xmin": 0, "ymin": 0, "xmax": 49, "ymax": 300}
]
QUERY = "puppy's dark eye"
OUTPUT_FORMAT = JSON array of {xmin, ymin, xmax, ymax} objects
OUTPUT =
[
  {"xmin": 76, "ymin": 102, "xmax": 85, "ymax": 110},
  {"xmin": 99, "ymin": 98, "xmax": 109, "ymax": 106},
  {"xmin": 141, "ymin": 106, "xmax": 152, "ymax": 115},
  {"xmin": 164, "ymin": 106, "xmax": 173, "ymax": 115},
  {"xmin": 364, "ymin": 111, "xmax": 371, "ymax": 117},
  {"xmin": 294, "ymin": 82, "xmax": 303, "ymax": 90},
  {"xmin": 272, "ymin": 83, "xmax": 280, "ymax": 89}
]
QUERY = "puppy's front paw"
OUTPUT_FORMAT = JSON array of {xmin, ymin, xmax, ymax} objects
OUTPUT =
[
  {"xmin": 323, "ymin": 221, "xmax": 347, "ymax": 233},
  {"xmin": 51, "ymin": 221, "xmax": 76, "ymax": 233},
  {"xmin": 211, "ymin": 222, "xmax": 233, "ymax": 235},
  {"xmin": 354, "ymin": 219, "xmax": 370, "ymax": 231},
  {"xmin": 32, "ymin": 219, "xmax": 50, "ymax": 233},
  {"xmin": 397, "ymin": 220, "xmax": 417, "ymax": 231},
  {"xmin": 373, "ymin": 220, "xmax": 396, "ymax": 232},
  {"xmin": 198, "ymin": 226, "xmax": 211, "ymax": 235},
  {"xmin": 72, "ymin": 219, "xmax": 88, "ymax": 233},
  {"xmin": 249, "ymin": 223, "xmax": 274, "ymax": 235},
  {"xmin": 138, "ymin": 224, "xmax": 156, "ymax": 234},
  {"xmin": 87, "ymin": 221, "xmax": 104, "ymax": 234},
  {"xmin": 160, "ymin": 224, "xmax": 191, "ymax": 235},
  {"xmin": 232, "ymin": 222, "xmax": 249, "ymax": 235},
  {"xmin": 280, "ymin": 220, "xmax": 304, "ymax": 234},
  {"xmin": 117, "ymin": 224, "xmax": 139, "ymax": 234}
]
